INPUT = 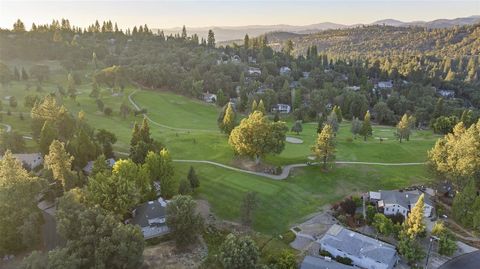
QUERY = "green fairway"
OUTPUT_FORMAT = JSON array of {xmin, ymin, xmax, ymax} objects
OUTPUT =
[
  {"xmin": 0, "ymin": 62, "xmax": 439, "ymax": 234},
  {"xmin": 175, "ymin": 162, "xmax": 431, "ymax": 234},
  {"xmin": 132, "ymin": 90, "xmax": 220, "ymax": 131}
]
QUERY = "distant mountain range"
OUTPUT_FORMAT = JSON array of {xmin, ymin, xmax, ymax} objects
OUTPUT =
[{"xmin": 155, "ymin": 15, "xmax": 480, "ymax": 42}]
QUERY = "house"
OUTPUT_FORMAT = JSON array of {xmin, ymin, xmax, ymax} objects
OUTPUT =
[
  {"xmin": 247, "ymin": 67, "xmax": 262, "ymax": 76},
  {"xmin": 280, "ymin": 66, "xmax": 291, "ymax": 76},
  {"xmin": 302, "ymin": 71, "xmax": 310, "ymax": 78},
  {"xmin": 0, "ymin": 153, "xmax": 43, "ymax": 170},
  {"xmin": 83, "ymin": 158, "xmax": 116, "ymax": 175},
  {"xmin": 437, "ymin": 181, "xmax": 455, "ymax": 198},
  {"xmin": 376, "ymin": 80, "xmax": 393, "ymax": 89},
  {"xmin": 130, "ymin": 197, "xmax": 170, "ymax": 239},
  {"xmin": 272, "ymin": 103, "xmax": 291, "ymax": 114},
  {"xmin": 202, "ymin": 92, "xmax": 217, "ymax": 103},
  {"xmin": 438, "ymin": 250, "xmax": 480, "ymax": 269},
  {"xmin": 371, "ymin": 189, "xmax": 434, "ymax": 218},
  {"xmin": 317, "ymin": 224, "xmax": 398, "ymax": 269},
  {"xmin": 231, "ymin": 55, "xmax": 241, "ymax": 64},
  {"xmin": 248, "ymin": 56, "xmax": 257, "ymax": 64},
  {"xmin": 345, "ymin": 86, "xmax": 361, "ymax": 91},
  {"xmin": 289, "ymin": 81, "xmax": 300, "ymax": 89},
  {"xmin": 301, "ymin": 255, "xmax": 353, "ymax": 269},
  {"xmin": 437, "ymin": 89, "xmax": 455, "ymax": 98}
]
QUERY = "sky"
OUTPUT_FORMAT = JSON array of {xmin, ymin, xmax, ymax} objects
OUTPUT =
[{"xmin": 0, "ymin": 0, "xmax": 479, "ymax": 30}]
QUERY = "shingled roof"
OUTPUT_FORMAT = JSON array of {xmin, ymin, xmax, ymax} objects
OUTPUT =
[
  {"xmin": 380, "ymin": 190, "xmax": 433, "ymax": 208},
  {"xmin": 318, "ymin": 224, "xmax": 397, "ymax": 265}
]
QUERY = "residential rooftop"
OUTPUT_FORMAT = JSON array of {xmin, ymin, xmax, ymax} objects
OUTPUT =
[
  {"xmin": 301, "ymin": 255, "xmax": 353, "ymax": 269},
  {"xmin": 318, "ymin": 224, "xmax": 397, "ymax": 266}
]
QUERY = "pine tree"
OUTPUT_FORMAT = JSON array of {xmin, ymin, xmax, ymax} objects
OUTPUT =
[
  {"xmin": 333, "ymin": 105, "xmax": 342, "ymax": 123},
  {"xmin": 312, "ymin": 124, "xmax": 336, "ymax": 169},
  {"xmin": 181, "ymin": 25, "xmax": 187, "ymax": 39},
  {"xmin": 207, "ymin": 30, "xmax": 215, "ymax": 48},
  {"xmin": 360, "ymin": 110, "xmax": 372, "ymax": 141},
  {"xmin": 44, "ymin": 140, "xmax": 75, "ymax": 191},
  {"xmin": 187, "ymin": 166, "xmax": 199, "ymax": 190},
  {"xmin": 67, "ymin": 72, "xmax": 76, "ymax": 98},
  {"xmin": 39, "ymin": 121, "xmax": 57, "ymax": 155},
  {"xmin": 452, "ymin": 179, "xmax": 477, "ymax": 227},
  {"xmin": 159, "ymin": 149, "xmax": 176, "ymax": 198},
  {"xmin": 445, "ymin": 68, "xmax": 456, "ymax": 81},
  {"xmin": 404, "ymin": 194, "xmax": 425, "ymax": 239},
  {"xmin": 251, "ymin": 99, "xmax": 258, "ymax": 112},
  {"xmin": 178, "ymin": 179, "xmax": 192, "ymax": 195},
  {"xmin": 244, "ymin": 34, "xmax": 250, "ymax": 49},
  {"xmin": 396, "ymin": 114, "xmax": 414, "ymax": 143},
  {"xmin": 257, "ymin": 99, "xmax": 266, "ymax": 115},
  {"xmin": 291, "ymin": 120, "xmax": 303, "ymax": 135},
  {"xmin": 222, "ymin": 102, "xmax": 236, "ymax": 135},
  {"xmin": 21, "ymin": 67, "xmax": 28, "ymax": 80}
]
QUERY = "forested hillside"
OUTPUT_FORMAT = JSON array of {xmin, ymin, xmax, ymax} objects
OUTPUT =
[{"xmin": 1, "ymin": 19, "xmax": 479, "ymax": 130}]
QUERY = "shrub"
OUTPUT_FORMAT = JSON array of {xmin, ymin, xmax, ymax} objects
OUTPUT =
[
  {"xmin": 319, "ymin": 249, "xmax": 333, "ymax": 257},
  {"xmin": 336, "ymin": 256, "xmax": 353, "ymax": 265},
  {"xmin": 104, "ymin": 107, "xmax": 112, "ymax": 116},
  {"xmin": 388, "ymin": 212, "xmax": 405, "ymax": 224},
  {"xmin": 340, "ymin": 197, "xmax": 357, "ymax": 216},
  {"xmin": 280, "ymin": 230, "xmax": 296, "ymax": 244}
]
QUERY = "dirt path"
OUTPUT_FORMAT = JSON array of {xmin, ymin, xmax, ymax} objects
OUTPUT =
[{"xmin": 436, "ymin": 199, "xmax": 480, "ymax": 242}]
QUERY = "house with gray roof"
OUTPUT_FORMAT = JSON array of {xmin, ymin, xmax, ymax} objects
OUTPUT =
[
  {"xmin": 83, "ymin": 158, "xmax": 115, "ymax": 175},
  {"xmin": 0, "ymin": 153, "xmax": 43, "ymax": 170},
  {"xmin": 370, "ymin": 189, "xmax": 434, "ymax": 218},
  {"xmin": 301, "ymin": 255, "xmax": 353, "ymax": 269},
  {"xmin": 130, "ymin": 197, "xmax": 170, "ymax": 239},
  {"xmin": 317, "ymin": 224, "xmax": 397, "ymax": 269}
]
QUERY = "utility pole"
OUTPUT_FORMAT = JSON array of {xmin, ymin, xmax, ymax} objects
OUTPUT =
[{"xmin": 425, "ymin": 236, "xmax": 439, "ymax": 269}]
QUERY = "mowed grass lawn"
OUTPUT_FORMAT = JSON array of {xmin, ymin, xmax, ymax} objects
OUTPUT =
[
  {"xmin": 175, "ymin": 162, "xmax": 431, "ymax": 234},
  {"xmin": 132, "ymin": 90, "xmax": 220, "ymax": 130},
  {"xmin": 0, "ymin": 65, "xmax": 438, "ymax": 234}
]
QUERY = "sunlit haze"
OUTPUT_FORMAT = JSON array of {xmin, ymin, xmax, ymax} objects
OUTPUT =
[{"xmin": 1, "ymin": 0, "xmax": 479, "ymax": 29}]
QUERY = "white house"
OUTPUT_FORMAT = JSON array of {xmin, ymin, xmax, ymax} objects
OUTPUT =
[
  {"xmin": 130, "ymin": 197, "xmax": 170, "ymax": 239},
  {"xmin": 371, "ymin": 189, "xmax": 434, "ymax": 218},
  {"xmin": 231, "ymin": 55, "xmax": 241, "ymax": 64},
  {"xmin": 376, "ymin": 80, "xmax": 393, "ymax": 89},
  {"xmin": 272, "ymin": 103, "xmax": 291, "ymax": 114},
  {"xmin": 202, "ymin": 92, "xmax": 217, "ymax": 103},
  {"xmin": 280, "ymin": 66, "xmax": 291, "ymax": 76},
  {"xmin": 0, "ymin": 153, "xmax": 43, "ymax": 170},
  {"xmin": 247, "ymin": 67, "xmax": 262, "ymax": 76},
  {"xmin": 318, "ymin": 224, "xmax": 398, "ymax": 269},
  {"xmin": 437, "ymin": 89, "xmax": 455, "ymax": 98},
  {"xmin": 345, "ymin": 86, "xmax": 361, "ymax": 91}
]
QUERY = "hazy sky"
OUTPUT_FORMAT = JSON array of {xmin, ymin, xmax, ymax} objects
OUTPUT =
[{"xmin": 1, "ymin": 1, "xmax": 479, "ymax": 29}]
